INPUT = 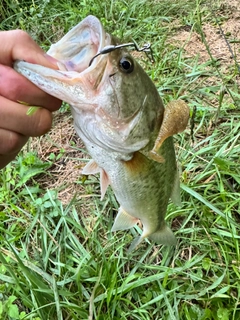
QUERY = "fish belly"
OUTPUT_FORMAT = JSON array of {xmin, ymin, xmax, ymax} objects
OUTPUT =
[{"xmin": 83, "ymin": 133, "xmax": 177, "ymax": 234}]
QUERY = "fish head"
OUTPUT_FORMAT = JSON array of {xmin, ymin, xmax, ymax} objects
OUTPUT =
[{"xmin": 14, "ymin": 15, "xmax": 164, "ymax": 155}]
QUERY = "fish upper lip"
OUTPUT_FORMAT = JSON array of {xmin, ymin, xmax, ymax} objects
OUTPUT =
[
  {"xmin": 14, "ymin": 15, "xmax": 113, "ymax": 92},
  {"xmin": 46, "ymin": 15, "xmax": 109, "ymax": 74}
]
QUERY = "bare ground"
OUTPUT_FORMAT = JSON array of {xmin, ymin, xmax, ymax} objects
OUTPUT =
[{"xmin": 171, "ymin": 1, "xmax": 240, "ymax": 80}]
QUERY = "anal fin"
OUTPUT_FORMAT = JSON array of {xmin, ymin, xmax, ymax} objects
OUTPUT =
[{"xmin": 111, "ymin": 207, "xmax": 138, "ymax": 232}]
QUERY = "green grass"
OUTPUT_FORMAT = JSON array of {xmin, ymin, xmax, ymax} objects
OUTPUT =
[{"xmin": 1, "ymin": 0, "xmax": 240, "ymax": 319}]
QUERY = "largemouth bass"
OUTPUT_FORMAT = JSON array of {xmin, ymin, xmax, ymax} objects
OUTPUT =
[{"xmin": 14, "ymin": 16, "xmax": 189, "ymax": 251}]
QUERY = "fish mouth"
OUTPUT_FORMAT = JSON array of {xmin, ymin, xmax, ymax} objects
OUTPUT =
[
  {"xmin": 47, "ymin": 15, "xmax": 109, "ymax": 72},
  {"xmin": 14, "ymin": 16, "xmax": 151, "ymax": 154},
  {"xmin": 14, "ymin": 15, "xmax": 111, "ymax": 104}
]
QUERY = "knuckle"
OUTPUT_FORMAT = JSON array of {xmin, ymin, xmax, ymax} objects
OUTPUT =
[
  {"xmin": 0, "ymin": 65, "xmax": 21, "ymax": 101},
  {"xmin": 0, "ymin": 131, "xmax": 25, "ymax": 155},
  {"xmin": 33, "ymin": 108, "xmax": 52, "ymax": 136},
  {"xmin": 8, "ymin": 134, "xmax": 20, "ymax": 153},
  {"xmin": 12, "ymin": 29, "xmax": 32, "ymax": 42}
]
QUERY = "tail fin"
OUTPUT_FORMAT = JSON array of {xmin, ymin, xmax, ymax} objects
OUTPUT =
[
  {"xmin": 149, "ymin": 225, "xmax": 177, "ymax": 246},
  {"xmin": 127, "ymin": 225, "xmax": 176, "ymax": 253}
]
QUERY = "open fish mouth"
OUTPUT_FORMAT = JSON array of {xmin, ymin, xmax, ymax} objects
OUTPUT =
[
  {"xmin": 14, "ymin": 16, "xmax": 111, "ymax": 104},
  {"xmin": 46, "ymin": 15, "xmax": 110, "ymax": 72},
  {"xmin": 14, "ymin": 15, "xmax": 154, "ymax": 154}
]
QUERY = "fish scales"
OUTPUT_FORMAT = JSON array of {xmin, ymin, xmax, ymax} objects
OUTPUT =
[{"xmin": 14, "ymin": 15, "xmax": 189, "ymax": 251}]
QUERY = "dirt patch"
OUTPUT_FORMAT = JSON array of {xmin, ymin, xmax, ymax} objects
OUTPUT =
[
  {"xmin": 171, "ymin": 1, "xmax": 240, "ymax": 72},
  {"xmin": 172, "ymin": 21, "xmax": 240, "ymax": 65},
  {"xmin": 29, "ymin": 111, "xmax": 92, "ymax": 204}
]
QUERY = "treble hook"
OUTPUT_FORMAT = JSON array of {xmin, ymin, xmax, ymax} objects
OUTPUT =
[{"xmin": 89, "ymin": 41, "xmax": 155, "ymax": 66}]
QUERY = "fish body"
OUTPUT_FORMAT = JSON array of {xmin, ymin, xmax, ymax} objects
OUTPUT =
[
  {"xmin": 14, "ymin": 16, "xmax": 189, "ymax": 251},
  {"xmin": 84, "ymin": 136, "xmax": 178, "ymax": 251}
]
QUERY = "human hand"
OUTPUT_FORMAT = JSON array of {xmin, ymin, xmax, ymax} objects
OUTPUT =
[{"xmin": 0, "ymin": 30, "xmax": 62, "ymax": 169}]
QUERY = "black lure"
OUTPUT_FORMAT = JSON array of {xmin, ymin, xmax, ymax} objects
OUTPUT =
[{"xmin": 89, "ymin": 41, "xmax": 154, "ymax": 66}]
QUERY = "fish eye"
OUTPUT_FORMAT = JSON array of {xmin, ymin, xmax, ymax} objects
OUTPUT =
[{"xmin": 119, "ymin": 57, "xmax": 134, "ymax": 73}]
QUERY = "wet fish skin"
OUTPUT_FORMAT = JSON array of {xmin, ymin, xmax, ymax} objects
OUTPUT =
[{"xmin": 14, "ymin": 16, "xmax": 189, "ymax": 251}]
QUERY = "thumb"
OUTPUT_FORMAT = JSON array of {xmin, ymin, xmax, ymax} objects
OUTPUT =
[{"xmin": 0, "ymin": 30, "xmax": 58, "ymax": 68}]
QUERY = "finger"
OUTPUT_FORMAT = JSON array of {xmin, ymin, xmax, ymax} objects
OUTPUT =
[
  {"xmin": 0, "ymin": 96, "xmax": 53, "ymax": 136},
  {"xmin": 0, "ymin": 65, "xmax": 61, "ymax": 111},
  {"xmin": 0, "ymin": 128, "xmax": 28, "ymax": 155},
  {"xmin": 0, "ymin": 30, "xmax": 58, "ymax": 68},
  {"xmin": 0, "ymin": 128, "xmax": 28, "ymax": 170},
  {"xmin": 0, "ymin": 153, "xmax": 20, "ymax": 170}
]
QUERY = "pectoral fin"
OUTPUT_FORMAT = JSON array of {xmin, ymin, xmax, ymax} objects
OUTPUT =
[
  {"xmin": 149, "ymin": 150, "xmax": 165, "ymax": 163},
  {"xmin": 82, "ymin": 159, "xmax": 100, "ymax": 175},
  {"xmin": 111, "ymin": 207, "xmax": 138, "ymax": 232}
]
